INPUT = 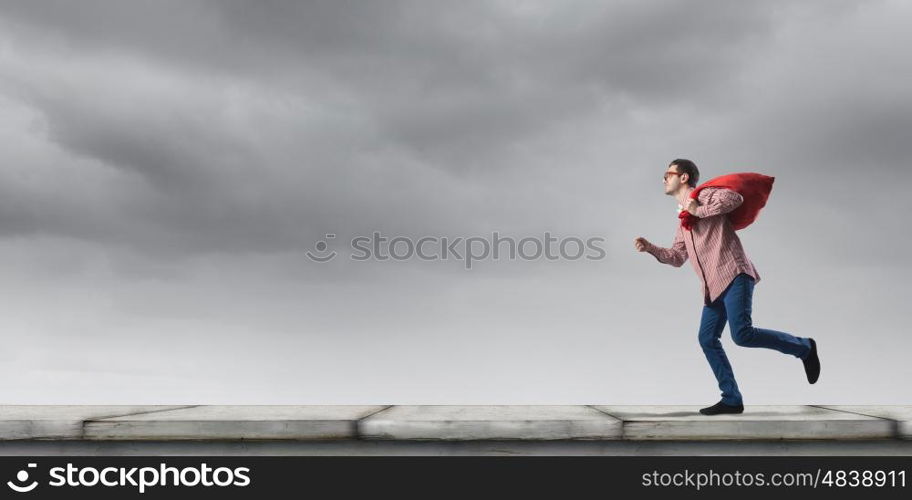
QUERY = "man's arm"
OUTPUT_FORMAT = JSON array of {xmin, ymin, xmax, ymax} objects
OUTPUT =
[
  {"xmin": 642, "ymin": 226, "xmax": 688, "ymax": 267},
  {"xmin": 693, "ymin": 188, "xmax": 743, "ymax": 218}
]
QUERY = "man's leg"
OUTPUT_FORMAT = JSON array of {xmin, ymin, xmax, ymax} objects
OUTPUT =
[
  {"xmin": 724, "ymin": 274, "xmax": 812, "ymax": 358},
  {"xmin": 698, "ymin": 298, "xmax": 743, "ymax": 406}
]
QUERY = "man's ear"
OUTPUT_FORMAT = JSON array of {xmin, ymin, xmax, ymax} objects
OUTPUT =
[{"xmin": 681, "ymin": 173, "xmax": 688, "ymax": 185}]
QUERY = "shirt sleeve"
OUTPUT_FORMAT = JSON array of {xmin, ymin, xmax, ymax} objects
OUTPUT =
[
  {"xmin": 646, "ymin": 225, "xmax": 688, "ymax": 267},
  {"xmin": 694, "ymin": 188, "xmax": 743, "ymax": 218}
]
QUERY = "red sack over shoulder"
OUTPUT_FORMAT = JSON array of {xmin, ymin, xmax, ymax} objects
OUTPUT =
[{"xmin": 678, "ymin": 172, "xmax": 775, "ymax": 231}]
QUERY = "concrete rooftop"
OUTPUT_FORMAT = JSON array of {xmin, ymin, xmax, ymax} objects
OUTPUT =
[{"xmin": 1, "ymin": 405, "xmax": 910, "ymax": 456}]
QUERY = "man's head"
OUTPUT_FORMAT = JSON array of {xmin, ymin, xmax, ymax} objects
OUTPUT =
[{"xmin": 663, "ymin": 158, "xmax": 699, "ymax": 195}]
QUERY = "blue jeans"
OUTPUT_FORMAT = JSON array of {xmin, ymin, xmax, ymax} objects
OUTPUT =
[{"xmin": 698, "ymin": 273, "xmax": 812, "ymax": 406}]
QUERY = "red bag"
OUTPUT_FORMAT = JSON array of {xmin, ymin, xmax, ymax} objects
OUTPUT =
[{"xmin": 679, "ymin": 172, "xmax": 775, "ymax": 231}]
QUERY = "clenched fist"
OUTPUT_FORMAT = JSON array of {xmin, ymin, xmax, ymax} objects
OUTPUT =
[
  {"xmin": 685, "ymin": 198, "xmax": 699, "ymax": 215},
  {"xmin": 634, "ymin": 237, "xmax": 650, "ymax": 252}
]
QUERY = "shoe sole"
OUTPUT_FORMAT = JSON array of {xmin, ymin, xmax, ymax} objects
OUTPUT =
[
  {"xmin": 700, "ymin": 407, "xmax": 744, "ymax": 415},
  {"xmin": 806, "ymin": 338, "xmax": 820, "ymax": 384}
]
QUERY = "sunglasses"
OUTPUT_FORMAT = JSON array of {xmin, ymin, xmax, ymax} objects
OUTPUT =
[{"xmin": 663, "ymin": 172, "xmax": 684, "ymax": 181}]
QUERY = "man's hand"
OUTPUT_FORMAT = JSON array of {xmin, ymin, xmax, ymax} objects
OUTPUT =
[
  {"xmin": 685, "ymin": 198, "xmax": 699, "ymax": 215},
  {"xmin": 634, "ymin": 237, "xmax": 650, "ymax": 252}
]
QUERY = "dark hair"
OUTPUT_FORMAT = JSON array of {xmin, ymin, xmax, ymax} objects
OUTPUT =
[{"xmin": 669, "ymin": 159, "xmax": 699, "ymax": 187}]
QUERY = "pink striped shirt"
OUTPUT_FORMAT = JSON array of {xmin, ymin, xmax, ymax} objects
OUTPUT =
[{"xmin": 646, "ymin": 186, "xmax": 760, "ymax": 305}]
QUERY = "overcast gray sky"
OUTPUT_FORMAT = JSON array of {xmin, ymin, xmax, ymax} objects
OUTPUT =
[{"xmin": 0, "ymin": 0, "xmax": 908, "ymax": 404}]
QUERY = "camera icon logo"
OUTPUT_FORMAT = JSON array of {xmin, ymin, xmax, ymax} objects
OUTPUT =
[
  {"xmin": 7, "ymin": 463, "xmax": 38, "ymax": 493},
  {"xmin": 306, "ymin": 233, "xmax": 337, "ymax": 262}
]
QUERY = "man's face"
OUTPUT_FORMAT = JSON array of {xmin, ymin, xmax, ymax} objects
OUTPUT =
[{"xmin": 663, "ymin": 165, "xmax": 686, "ymax": 194}]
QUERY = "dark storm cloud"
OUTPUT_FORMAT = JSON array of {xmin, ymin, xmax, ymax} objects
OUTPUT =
[
  {"xmin": 0, "ymin": 0, "xmax": 905, "ymax": 261},
  {"xmin": 0, "ymin": 0, "xmax": 782, "ymax": 94},
  {"xmin": 0, "ymin": 0, "xmax": 789, "ymax": 173}
]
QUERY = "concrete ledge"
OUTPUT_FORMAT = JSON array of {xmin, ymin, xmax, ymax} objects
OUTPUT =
[
  {"xmin": 84, "ymin": 405, "xmax": 388, "ymax": 440},
  {"xmin": 591, "ymin": 405, "xmax": 895, "ymax": 441},
  {"xmin": 1, "ymin": 406, "xmax": 910, "ymax": 456},
  {"xmin": 4, "ymin": 439, "xmax": 912, "ymax": 456},
  {"xmin": 0, "ymin": 406, "xmax": 192, "ymax": 440},
  {"xmin": 818, "ymin": 406, "xmax": 912, "ymax": 439},
  {"xmin": 359, "ymin": 405, "xmax": 622, "ymax": 440}
]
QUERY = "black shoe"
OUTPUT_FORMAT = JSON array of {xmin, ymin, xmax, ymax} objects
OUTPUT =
[
  {"xmin": 803, "ymin": 338, "xmax": 820, "ymax": 384},
  {"xmin": 699, "ymin": 400, "xmax": 744, "ymax": 415}
]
